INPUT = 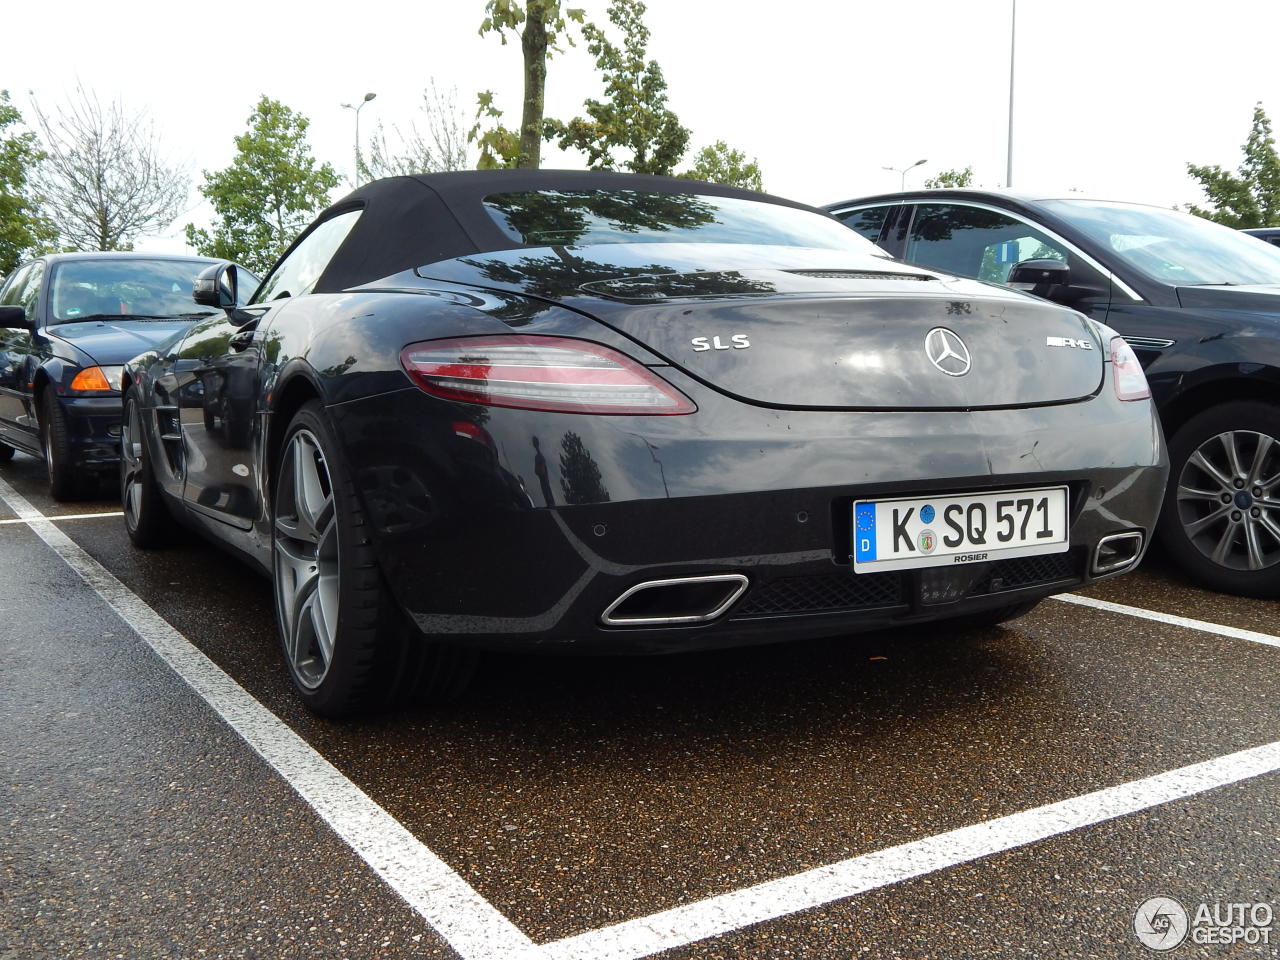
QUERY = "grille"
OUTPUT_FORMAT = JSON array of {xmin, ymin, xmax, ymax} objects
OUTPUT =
[
  {"xmin": 974, "ymin": 551, "xmax": 1079, "ymax": 594},
  {"xmin": 785, "ymin": 269, "xmax": 933, "ymax": 282},
  {"xmin": 730, "ymin": 551, "xmax": 1080, "ymax": 620},
  {"xmin": 732, "ymin": 572, "xmax": 904, "ymax": 618}
]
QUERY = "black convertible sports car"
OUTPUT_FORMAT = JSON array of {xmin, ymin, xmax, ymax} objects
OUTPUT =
[{"xmin": 122, "ymin": 171, "xmax": 1167, "ymax": 716}]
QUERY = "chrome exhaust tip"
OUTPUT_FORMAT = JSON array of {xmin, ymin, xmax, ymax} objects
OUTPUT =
[
  {"xmin": 1093, "ymin": 531, "xmax": 1144, "ymax": 575},
  {"xmin": 601, "ymin": 574, "xmax": 749, "ymax": 626}
]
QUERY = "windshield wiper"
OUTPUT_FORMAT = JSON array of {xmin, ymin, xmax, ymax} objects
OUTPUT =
[{"xmin": 56, "ymin": 313, "xmax": 187, "ymax": 323}]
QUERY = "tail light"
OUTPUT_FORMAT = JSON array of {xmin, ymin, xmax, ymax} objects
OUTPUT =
[
  {"xmin": 399, "ymin": 336, "xmax": 696, "ymax": 415},
  {"xmin": 1109, "ymin": 337, "xmax": 1150, "ymax": 401}
]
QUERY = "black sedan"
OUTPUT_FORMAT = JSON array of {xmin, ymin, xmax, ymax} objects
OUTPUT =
[
  {"xmin": 825, "ymin": 190, "xmax": 1280, "ymax": 598},
  {"xmin": 122, "ymin": 171, "xmax": 1167, "ymax": 716},
  {"xmin": 0, "ymin": 253, "xmax": 256, "ymax": 499}
]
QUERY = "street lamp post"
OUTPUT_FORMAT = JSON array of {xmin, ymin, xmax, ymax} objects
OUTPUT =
[
  {"xmin": 883, "ymin": 158, "xmax": 928, "ymax": 190},
  {"xmin": 341, "ymin": 91, "xmax": 377, "ymax": 184},
  {"xmin": 1007, "ymin": 0, "xmax": 1017, "ymax": 188}
]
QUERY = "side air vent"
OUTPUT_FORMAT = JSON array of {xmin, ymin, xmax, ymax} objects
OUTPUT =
[{"xmin": 1122, "ymin": 336, "xmax": 1175, "ymax": 350}]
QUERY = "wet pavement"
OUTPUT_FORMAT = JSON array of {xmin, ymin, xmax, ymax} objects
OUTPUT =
[{"xmin": 2, "ymin": 448, "xmax": 1278, "ymax": 959}]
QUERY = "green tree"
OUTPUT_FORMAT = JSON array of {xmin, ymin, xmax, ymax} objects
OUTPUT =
[
  {"xmin": 475, "ymin": 0, "xmax": 585, "ymax": 169},
  {"xmin": 681, "ymin": 141, "xmax": 763, "ymax": 191},
  {"xmin": 1187, "ymin": 103, "xmax": 1280, "ymax": 228},
  {"xmin": 469, "ymin": 91, "xmax": 521, "ymax": 170},
  {"xmin": 923, "ymin": 166, "xmax": 974, "ymax": 189},
  {"xmin": 547, "ymin": 0, "xmax": 689, "ymax": 175},
  {"xmin": 0, "ymin": 91, "xmax": 52, "ymax": 275},
  {"xmin": 186, "ymin": 97, "xmax": 340, "ymax": 275}
]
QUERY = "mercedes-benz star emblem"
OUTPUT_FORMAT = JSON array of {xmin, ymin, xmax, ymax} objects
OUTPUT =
[{"xmin": 924, "ymin": 326, "xmax": 972, "ymax": 377}]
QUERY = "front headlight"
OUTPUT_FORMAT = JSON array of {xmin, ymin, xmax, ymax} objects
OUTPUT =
[{"xmin": 68, "ymin": 365, "xmax": 125, "ymax": 393}]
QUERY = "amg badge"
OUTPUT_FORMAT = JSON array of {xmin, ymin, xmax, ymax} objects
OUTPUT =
[
  {"xmin": 691, "ymin": 335, "xmax": 751, "ymax": 352},
  {"xmin": 1045, "ymin": 336, "xmax": 1093, "ymax": 349}
]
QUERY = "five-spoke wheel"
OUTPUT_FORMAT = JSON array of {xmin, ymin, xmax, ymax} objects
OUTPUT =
[
  {"xmin": 120, "ymin": 387, "xmax": 171, "ymax": 547},
  {"xmin": 270, "ymin": 400, "xmax": 476, "ymax": 716},
  {"xmin": 273, "ymin": 428, "xmax": 341, "ymax": 690}
]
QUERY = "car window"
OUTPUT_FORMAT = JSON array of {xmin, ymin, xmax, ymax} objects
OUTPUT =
[
  {"xmin": 1044, "ymin": 199, "xmax": 1280, "ymax": 285},
  {"xmin": 253, "ymin": 210, "xmax": 362, "ymax": 303},
  {"xmin": 830, "ymin": 206, "xmax": 891, "ymax": 245},
  {"xmin": 905, "ymin": 204, "xmax": 1069, "ymax": 283},
  {"xmin": 0, "ymin": 263, "xmax": 38, "ymax": 310},
  {"xmin": 234, "ymin": 266, "xmax": 261, "ymax": 304},
  {"xmin": 49, "ymin": 258, "xmax": 215, "ymax": 323},
  {"xmin": 20, "ymin": 264, "xmax": 42, "ymax": 316}
]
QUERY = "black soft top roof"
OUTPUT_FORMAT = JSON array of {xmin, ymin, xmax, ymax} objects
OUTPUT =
[{"xmin": 312, "ymin": 170, "xmax": 815, "ymax": 293}]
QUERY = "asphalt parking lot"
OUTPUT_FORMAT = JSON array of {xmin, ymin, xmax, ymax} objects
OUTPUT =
[{"xmin": 3, "ymin": 450, "xmax": 1278, "ymax": 960}]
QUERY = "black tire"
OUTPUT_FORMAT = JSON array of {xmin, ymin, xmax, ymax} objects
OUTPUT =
[
  {"xmin": 944, "ymin": 599, "xmax": 1041, "ymax": 629},
  {"xmin": 1159, "ymin": 400, "xmax": 1280, "ymax": 598},
  {"xmin": 0, "ymin": 442, "xmax": 13, "ymax": 462},
  {"xmin": 271, "ymin": 400, "xmax": 475, "ymax": 717},
  {"xmin": 40, "ymin": 389, "xmax": 84, "ymax": 501},
  {"xmin": 120, "ymin": 387, "xmax": 172, "ymax": 548}
]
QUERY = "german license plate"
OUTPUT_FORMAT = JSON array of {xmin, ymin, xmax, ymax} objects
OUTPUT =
[{"xmin": 852, "ymin": 486, "xmax": 1069, "ymax": 573}]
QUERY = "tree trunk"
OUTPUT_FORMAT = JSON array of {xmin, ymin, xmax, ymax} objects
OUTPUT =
[{"xmin": 519, "ymin": 8, "xmax": 548, "ymax": 169}]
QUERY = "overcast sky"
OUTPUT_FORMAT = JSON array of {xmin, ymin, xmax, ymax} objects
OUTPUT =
[{"xmin": 7, "ymin": 0, "xmax": 1278, "ymax": 252}]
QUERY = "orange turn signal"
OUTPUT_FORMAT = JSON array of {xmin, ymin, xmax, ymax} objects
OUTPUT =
[{"xmin": 70, "ymin": 366, "xmax": 113, "ymax": 392}]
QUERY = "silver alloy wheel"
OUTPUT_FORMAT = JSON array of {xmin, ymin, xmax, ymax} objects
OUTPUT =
[
  {"xmin": 273, "ymin": 429, "xmax": 341, "ymax": 690},
  {"xmin": 1175, "ymin": 428, "xmax": 1280, "ymax": 572},
  {"xmin": 121, "ymin": 399, "xmax": 145, "ymax": 527}
]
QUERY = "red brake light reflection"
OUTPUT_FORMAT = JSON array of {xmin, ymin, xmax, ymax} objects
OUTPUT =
[{"xmin": 399, "ymin": 336, "xmax": 696, "ymax": 415}]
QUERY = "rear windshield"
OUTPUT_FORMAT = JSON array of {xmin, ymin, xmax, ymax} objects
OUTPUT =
[{"xmin": 483, "ymin": 190, "xmax": 884, "ymax": 254}]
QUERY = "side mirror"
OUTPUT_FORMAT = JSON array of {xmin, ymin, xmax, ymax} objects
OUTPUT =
[
  {"xmin": 1008, "ymin": 258, "xmax": 1070, "ymax": 298},
  {"xmin": 193, "ymin": 262, "xmax": 238, "ymax": 310},
  {"xmin": 0, "ymin": 305, "xmax": 29, "ymax": 329},
  {"xmin": 1008, "ymin": 258, "xmax": 1109, "ymax": 305}
]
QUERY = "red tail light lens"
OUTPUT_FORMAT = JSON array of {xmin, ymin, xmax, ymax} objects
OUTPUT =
[
  {"xmin": 399, "ymin": 336, "xmax": 696, "ymax": 415},
  {"xmin": 1109, "ymin": 337, "xmax": 1151, "ymax": 401}
]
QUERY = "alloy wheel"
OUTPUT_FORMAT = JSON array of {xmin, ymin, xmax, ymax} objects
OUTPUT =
[
  {"xmin": 121, "ymin": 400, "xmax": 145, "ymax": 527},
  {"xmin": 1175, "ymin": 428, "xmax": 1280, "ymax": 572},
  {"xmin": 273, "ymin": 429, "xmax": 341, "ymax": 690}
]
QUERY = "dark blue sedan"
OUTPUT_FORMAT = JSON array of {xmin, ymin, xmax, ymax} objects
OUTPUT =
[{"xmin": 0, "ymin": 253, "xmax": 256, "ymax": 499}]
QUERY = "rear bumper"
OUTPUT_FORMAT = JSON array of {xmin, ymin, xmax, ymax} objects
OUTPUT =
[{"xmin": 328, "ymin": 384, "xmax": 1167, "ymax": 653}]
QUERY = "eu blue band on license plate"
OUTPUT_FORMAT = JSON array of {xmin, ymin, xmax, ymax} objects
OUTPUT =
[
  {"xmin": 854, "ymin": 502, "xmax": 878, "ymax": 563},
  {"xmin": 851, "ymin": 485, "xmax": 1070, "ymax": 573}
]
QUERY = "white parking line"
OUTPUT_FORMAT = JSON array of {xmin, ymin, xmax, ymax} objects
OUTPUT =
[
  {"xmin": 1055, "ymin": 593, "xmax": 1280, "ymax": 649},
  {"xmin": 539, "ymin": 740, "xmax": 1280, "ymax": 960},
  {"xmin": 0, "ymin": 510, "xmax": 123, "ymax": 525},
  {"xmin": 4, "ymin": 467, "xmax": 1279, "ymax": 960},
  {"xmin": 0, "ymin": 475, "xmax": 538, "ymax": 960}
]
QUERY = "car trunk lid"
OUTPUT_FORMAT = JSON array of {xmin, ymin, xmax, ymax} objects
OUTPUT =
[{"xmin": 418, "ymin": 250, "xmax": 1104, "ymax": 410}]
